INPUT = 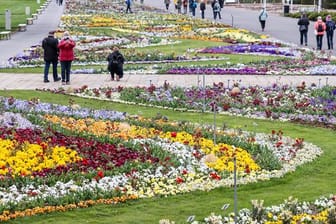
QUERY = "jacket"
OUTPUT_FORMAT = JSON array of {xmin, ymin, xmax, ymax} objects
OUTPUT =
[
  {"xmin": 42, "ymin": 36, "xmax": 59, "ymax": 61},
  {"xmin": 298, "ymin": 17, "xmax": 310, "ymax": 31},
  {"xmin": 58, "ymin": 38, "xmax": 76, "ymax": 61},
  {"xmin": 314, "ymin": 20, "xmax": 326, "ymax": 36}
]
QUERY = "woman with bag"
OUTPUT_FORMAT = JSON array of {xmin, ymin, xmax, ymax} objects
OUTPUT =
[
  {"xmin": 258, "ymin": 7, "xmax": 268, "ymax": 32},
  {"xmin": 298, "ymin": 13, "xmax": 310, "ymax": 46}
]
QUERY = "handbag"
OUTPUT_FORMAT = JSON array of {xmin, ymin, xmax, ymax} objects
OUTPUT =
[{"xmin": 299, "ymin": 25, "xmax": 306, "ymax": 32}]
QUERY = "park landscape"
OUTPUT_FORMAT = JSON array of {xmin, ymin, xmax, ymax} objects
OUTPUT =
[{"xmin": 0, "ymin": 0, "xmax": 336, "ymax": 223}]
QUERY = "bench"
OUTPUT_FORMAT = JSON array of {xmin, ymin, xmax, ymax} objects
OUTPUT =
[
  {"xmin": 18, "ymin": 24, "xmax": 27, "ymax": 32},
  {"xmin": 26, "ymin": 18, "xmax": 33, "ymax": 25},
  {"xmin": 0, "ymin": 31, "xmax": 11, "ymax": 40},
  {"xmin": 32, "ymin": 13, "xmax": 38, "ymax": 20}
]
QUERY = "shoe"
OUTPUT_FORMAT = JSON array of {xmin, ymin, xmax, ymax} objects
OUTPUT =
[
  {"xmin": 54, "ymin": 77, "xmax": 61, "ymax": 82},
  {"xmin": 62, "ymin": 81, "xmax": 66, "ymax": 85},
  {"xmin": 44, "ymin": 80, "xmax": 50, "ymax": 83},
  {"xmin": 111, "ymin": 78, "xmax": 114, "ymax": 81},
  {"xmin": 305, "ymin": 43, "xmax": 307, "ymax": 46},
  {"xmin": 66, "ymin": 81, "xmax": 70, "ymax": 85}
]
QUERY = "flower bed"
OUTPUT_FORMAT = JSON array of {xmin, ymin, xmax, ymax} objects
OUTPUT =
[
  {"xmin": 0, "ymin": 96, "xmax": 322, "ymax": 221},
  {"xmin": 44, "ymin": 82, "xmax": 336, "ymax": 129}
]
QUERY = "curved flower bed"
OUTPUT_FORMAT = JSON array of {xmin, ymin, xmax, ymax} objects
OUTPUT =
[{"xmin": 0, "ymin": 96, "xmax": 322, "ymax": 221}]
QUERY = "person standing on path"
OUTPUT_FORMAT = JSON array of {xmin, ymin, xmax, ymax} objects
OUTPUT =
[
  {"xmin": 297, "ymin": 13, "xmax": 310, "ymax": 46},
  {"xmin": 58, "ymin": 31, "xmax": 76, "ymax": 85},
  {"xmin": 314, "ymin": 16, "xmax": 326, "ymax": 50},
  {"xmin": 200, "ymin": 0, "xmax": 206, "ymax": 19},
  {"xmin": 212, "ymin": 0, "xmax": 221, "ymax": 20},
  {"xmin": 258, "ymin": 7, "xmax": 268, "ymax": 32},
  {"xmin": 107, "ymin": 46, "xmax": 125, "ymax": 81},
  {"xmin": 42, "ymin": 31, "xmax": 61, "ymax": 83},
  {"xmin": 325, "ymin": 15, "xmax": 335, "ymax": 50},
  {"xmin": 125, "ymin": 0, "xmax": 133, "ymax": 13},
  {"xmin": 164, "ymin": 0, "xmax": 170, "ymax": 10},
  {"xmin": 182, "ymin": 0, "xmax": 188, "ymax": 14}
]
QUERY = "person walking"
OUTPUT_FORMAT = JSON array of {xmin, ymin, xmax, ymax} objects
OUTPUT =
[
  {"xmin": 325, "ymin": 15, "xmax": 335, "ymax": 50},
  {"xmin": 258, "ymin": 7, "xmax": 268, "ymax": 32},
  {"xmin": 200, "ymin": 0, "xmax": 206, "ymax": 19},
  {"xmin": 58, "ymin": 31, "xmax": 76, "ymax": 85},
  {"xmin": 182, "ymin": 0, "xmax": 188, "ymax": 14},
  {"xmin": 314, "ymin": 16, "xmax": 326, "ymax": 50},
  {"xmin": 125, "ymin": 0, "xmax": 132, "ymax": 13},
  {"xmin": 107, "ymin": 46, "xmax": 125, "ymax": 81},
  {"xmin": 42, "ymin": 31, "xmax": 61, "ymax": 83},
  {"xmin": 297, "ymin": 13, "xmax": 310, "ymax": 46},
  {"xmin": 212, "ymin": 0, "xmax": 221, "ymax": 20},
  {"xmin": 176, "ymin": 0, "xmax": 182, "ymax": 14},
  {"xmin": 190, "ymin": 0, "xmax": 197, "ymax": 17},
  {"xmin": 164, "ymin": 0, "xmax": 170, "ymax": 10}
]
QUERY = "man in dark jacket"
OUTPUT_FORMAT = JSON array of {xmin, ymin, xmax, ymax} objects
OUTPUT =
[
  {"xmin": 107, "ymin": 46, "xmax": 125, "ymax": 81},
  {"xmin": 42, "ymin": 31, "xmax": 61, "ymax": 83}
]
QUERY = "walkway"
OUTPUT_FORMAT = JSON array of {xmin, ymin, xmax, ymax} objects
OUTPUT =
[{"xmin": 0, "ymin": 0, "xmax": 335, "ymax": 90}]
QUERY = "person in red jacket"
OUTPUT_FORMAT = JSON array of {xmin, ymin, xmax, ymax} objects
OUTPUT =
[
  {"xmin": 314, "ymin": 16, "xmax": 326, "ymax": 50},
  {"xmin": 58, "ymin": 31, "xmax": 76, "ymax": 85}
]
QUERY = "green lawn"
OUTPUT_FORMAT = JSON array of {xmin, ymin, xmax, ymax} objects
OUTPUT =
[
  {"xmin": 1, "ymin": 90, "xmax": 335, "ymax": 224},
  {"xmin": 0, "ymin": 0, "xmax": 47, "ymax": 32}
]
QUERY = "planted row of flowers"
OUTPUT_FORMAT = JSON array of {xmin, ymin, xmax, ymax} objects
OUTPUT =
[
  {"xmin": 160, "ymin": 195, "xmax": 336, "ymax": 223},
  {"xmin": 46, "ymin": 82, "xmax": 336, "ymax": 129},
  {"xmin": 0, "ymin": 96, "xmax": 322, "ymax": 221}
]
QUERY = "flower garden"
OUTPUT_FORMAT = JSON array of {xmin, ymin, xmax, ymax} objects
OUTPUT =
[{"xmin": 0, "ymin": 0, "xmax": 336, "ymax": 223}]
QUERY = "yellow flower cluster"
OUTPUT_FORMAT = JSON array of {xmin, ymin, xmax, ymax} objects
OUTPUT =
[
  {"xmin": 0, "ymin": 194, "xmax": 137, "ymax": 222},
  {"xmin": 43, "ymin": 115, "xmax": 259, "ymax": 172},
  {"xmin": 0, "ymin": 139, "xmax": 81, "ymax": 177}
]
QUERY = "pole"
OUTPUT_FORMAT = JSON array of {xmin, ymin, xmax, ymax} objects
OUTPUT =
[
  {"xmin": 233, "ymin": 155, "xmax": 238, "ymax": 223},
  {"xmin": 203, "ymin": 74, "xmax": 206, "ymax": 112},
  {"xmin": 317, "ymin": 0, "xmax": 321, "ymax": 13},
  {"xmin": 213, "ymin": 100, "xmax": 216, "ymax": 144}
]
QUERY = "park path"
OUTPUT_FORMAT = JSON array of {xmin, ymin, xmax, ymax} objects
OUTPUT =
[{"xmin": 0, "ymin": 0, "xmax": 334, "ymax": 90}]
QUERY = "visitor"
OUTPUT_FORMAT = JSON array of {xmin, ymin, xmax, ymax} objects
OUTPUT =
[
  {"xmin": 325, "ymin": 15, "xmax": 335, "ymax": 50},
  {"xmin": 182, "ymin": 0, "xmax": 188, "ymax": 14},
  {"xmin": 314, "ymin": 16, "xmax": 326, "ymax": 50},
  {"xmin": 190, "ymin": 0, "xmax": 197, "ymax": 17},
  {"xmin": 107, "ymin": 46, "xmax": 125, "ymax": 81},
  {"xmin": 58, "ymin": 31, "xmax": 76, "ymax": 85},
  {"xmin": 164, "ymin": 0, "xmax": 170, "ymax": 10},
  {"xmin": 126, "ymin": 0, "xmax": 132, "ymax": 13},
  {"xmin": 213, "ymin": 0, "xmax": 221, "ymax": 20},
  {"xmin": 200, "ymin": 0, "xmax": 206, "ymax": 19},
  {"xmin": 258, "ymin": 7, "xmax": 268, "ymax": 32},
  {"xmin": 42, "ymin": 31, "xmax": 61, "ymax": 83},
  {"xmin": 176, "ymin": 0, "xmax": 182, "ymax": 14},
  {"xmin": 297, "ymin": 13, "xmax": 310, "ymax": 46}
]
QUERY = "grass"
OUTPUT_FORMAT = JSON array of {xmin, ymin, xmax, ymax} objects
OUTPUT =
[
  {"xmin": 1, "ymin": 89, "xmax": 335, "ymax": 223},
  {"xmin": 0, "ymin": 0, "xmax": 47, "ymax": 32}
]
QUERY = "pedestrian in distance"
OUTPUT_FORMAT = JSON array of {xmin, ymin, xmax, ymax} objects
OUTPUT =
[
  {"xmin": 58, "ymin": 31, "xmax": 76, "ymax": 85},
  {"xmin": 164, "ymin": 0, "xmax": 170, "ymax": 10},
  {"xmin": 258, "ymin": 7, "xmax": 268, "ymax": 32},
  {"xmin": 59, "ymin": 0, "xmax": 63, "ymax": 5},
  {"xmin": 107, "ymin": 46, "xmax": 125, "ymax": 81},
  {"xmin": 200, "ymin": 0, "xmax": 206, "ymax": 19},
  {"xmin": 297, "ymin": 13, "xmax": 310, "ymax": 46},
  {"xmin": 314, "ymin": 16, "xmax": 326, "ymax": 50},
  {"xmin": 325, "ymin": 15, "xmax": 335, "ymax": 50},
  {"xmin": 182, "ymin": 0, "xmax": 188, "ymax": 14},
  {"xmin": 190, "ymin": 0, "xmax": 197, "ymax": 17},
  {"xmin": 176, "ymin": 0, "xmax": 182, "ymax": 14},
  {"xmin": 213, "ymin": 0, "xmax": 221, "ymax": 20},
  {"xmin": 125, "ymin": 0, "xmax": 133, "ymax": 13},
  {"xmin": 42, "ymin": 31, "xmax": 61, "ymax": 83},
  {"xmin": 219, "ymin": 0, "xmax": 224, "ymax": 8}
]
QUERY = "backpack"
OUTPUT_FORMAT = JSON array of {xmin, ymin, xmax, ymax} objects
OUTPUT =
[
  {"xmin": 317, "ymin": 23, "xmax": 323, "ymax": 32},
  {"xmin": 326, "ymin": 21, "xmax": 335, "ymax": 32}
]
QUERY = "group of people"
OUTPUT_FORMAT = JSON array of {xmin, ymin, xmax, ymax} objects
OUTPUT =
[
  {"xmin": 298, "ymin": 14, "xmax": 335, "ymax": 50},
  {"xmin": 43, "ymin": 31, "xmax": 125, "ymax": 84},
  {"xmin": 42, "ymin": 31, "xmax": 75, "ymax": 84},
  {"xmin": 163, "ymin": 0, "xmax": 224, "ymax": 19}
]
